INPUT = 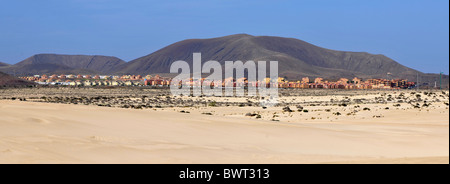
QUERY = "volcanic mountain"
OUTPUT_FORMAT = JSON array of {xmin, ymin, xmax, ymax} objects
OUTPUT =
[
  {"xmin": 0, "ymin": 54, "xmax": 126, "ymax": 75},
  {"xmin": 0, "ymin": 62, "xmax": 10, "ymax": 67},
  {"xmin": 115, "ymin": 34, "xmax": 447, "ymax": 84},
  {"xmin": 2, "ymin": 34, "xmax": 446, "ymax": 86}
]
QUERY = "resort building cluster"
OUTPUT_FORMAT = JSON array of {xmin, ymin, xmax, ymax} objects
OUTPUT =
[
  {"xmin": 20, "ymin": 74, "xmax": 169, "ymax": 87},
  {"xmin": 276, "ymin": 77, "xmax": 415, "ymax": 89},
  {"xmin": 20, "ymin": 74, "xmax": 416, "ymax": 89}
]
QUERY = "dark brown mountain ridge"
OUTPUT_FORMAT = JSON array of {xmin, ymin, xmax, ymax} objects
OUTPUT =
[
  {"xmin": 1, "ymin": 34, "xmax": 447, "ymax": 86},
  {"xmin": 0, "ymin": 62, "xmax": 10, "ymax": 67},
  {"xmin": 115, "ymin": 34, "xmax": 447, "ymax": 85},
  {"xmin": 0, "ymin": 54, "xmax": 126, "ymax": 75}
]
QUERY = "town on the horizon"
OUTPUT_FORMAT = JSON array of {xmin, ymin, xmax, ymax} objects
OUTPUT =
[{"xmin": 19, "ymin": 74, "xmax": 421, "ymax": 89}]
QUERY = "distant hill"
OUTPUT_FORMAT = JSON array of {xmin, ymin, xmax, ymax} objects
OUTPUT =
[
  {"xmin": 0, "ymin": 71, "xmax": 35, "ymax": 87},
  {"xmin": 2, "ymin": 35, "xmax": 447, "ymax": 86},
  {"xmin": 0, "ymin": 62, "xmax": 10, "ymax": 67},
  {"xmin": 0, "ymin": 54, "xmax": 126, "ymax": 75},
  {"xmin": 114, "ymin": 34, "xmax": 447, "ymax": 85}
]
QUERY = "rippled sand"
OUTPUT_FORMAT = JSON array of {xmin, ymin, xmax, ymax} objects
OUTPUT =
[{"xmin": 0, "ymin": 92, "xmax": 448, "ymax": 163}]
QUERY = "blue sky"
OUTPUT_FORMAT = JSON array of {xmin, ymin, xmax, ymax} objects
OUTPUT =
[{"xmin": 0, "ymin": 0, "xmax": 448, "ymax": 74}]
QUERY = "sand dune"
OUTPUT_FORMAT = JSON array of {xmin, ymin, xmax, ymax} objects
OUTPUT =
[{"xmin": 0, "ymin": 98, "xmax": 448, "ymax": 164}]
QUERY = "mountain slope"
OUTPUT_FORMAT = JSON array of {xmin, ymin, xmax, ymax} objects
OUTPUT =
[
  {"xmin": 115, "ymin": 34, "xmax": 431, "ymax": 82},
  {"xmin": 1, "ymin": 54, "xmax": 126, "ymax": 75},
  {"xmin": 0, "ymin": 71, "xmax": 35, "ymax": 87},
  {"xmin": 0, "ymin": 62, "xmax": 10, "ymax": 67}
]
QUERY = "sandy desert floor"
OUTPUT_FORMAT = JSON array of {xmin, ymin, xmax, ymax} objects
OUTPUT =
[{"xmin": 0, "ymin": 89, "xmax": 448, "ymax": 164}]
